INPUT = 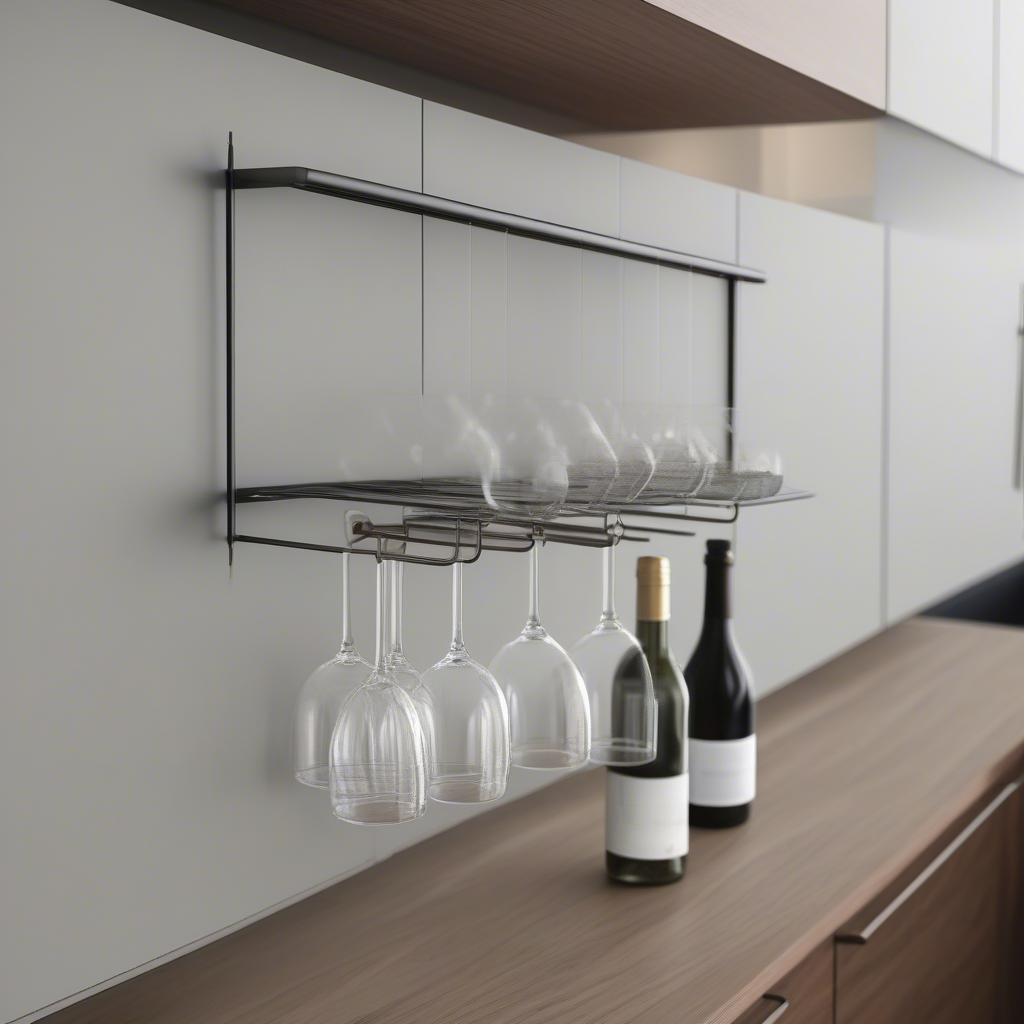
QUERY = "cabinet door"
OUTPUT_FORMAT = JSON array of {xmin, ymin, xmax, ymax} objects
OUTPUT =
[
  {"xmin": 889, "ymin": 0, "xmax": 994, "ymax": 157},
  {"xmin": 997, "ymin": 0, "xmax": 1024, "ymax": 172},
  {"xmin": 835, "ymin": 782, "xmax": 1021, "ymax": 1024},
  {"xmin": 735, "ymin": 194, "xmax": 885, "ymax": 694},
  {"xmin": 735, "ymin": 941, "xmax": 833, "ymax": 1024},
  {"xmin": 1003, "ymin": 786, "xmax": 1024, "ymax": 1022},
  {"xmin": 887, "ymin": 230, "xmax": 1024, "ymax": 620}
]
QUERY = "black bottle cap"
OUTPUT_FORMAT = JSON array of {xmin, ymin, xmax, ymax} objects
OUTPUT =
[{"xmin": 705, "ymin": 539, "xmax": 734, "ymax": 565}]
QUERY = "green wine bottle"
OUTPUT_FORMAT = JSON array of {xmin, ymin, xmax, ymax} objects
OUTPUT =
[{"xmin": 606, "ymin": 556, "xmax": 689, "ymax": 885}]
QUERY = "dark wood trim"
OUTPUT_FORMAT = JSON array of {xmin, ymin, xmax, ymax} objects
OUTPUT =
[{"xmin": 186, "ymin": 0, "xmax": 880, "ymax": 130}]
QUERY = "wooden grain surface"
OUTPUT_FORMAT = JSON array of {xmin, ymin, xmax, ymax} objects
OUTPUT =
[
  {"xmin": 206, "ymin": 0, "xmax": 879, "ymax": 130},
  {"xmin": 42, "ymin": 618, "xmax": 1024, "ymax": 1024},
  {"xmin": 736, "ymin": 940, "xmax": 832, "ymax": 1024},
  {"xmin": 835, "ymin": 786, "xmax": 1018, "ymax": 1024}
]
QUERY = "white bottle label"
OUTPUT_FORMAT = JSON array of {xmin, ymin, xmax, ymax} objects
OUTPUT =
[
  {"xmin": 689, "ymin": 735, "xmax": 757, "ymax": 807},
  {"xmin": 606, "ymin": 772, "xmax": 689, "ymax": 860}
]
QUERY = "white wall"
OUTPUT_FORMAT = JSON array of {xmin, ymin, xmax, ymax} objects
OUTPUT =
[{"xmin": 0, "ymin": 3, "xmax": 740, "ymax": 1021}]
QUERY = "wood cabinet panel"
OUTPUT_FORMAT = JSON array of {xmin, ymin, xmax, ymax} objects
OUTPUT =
[
  {"xmin": 736, "ymin": 941, "xmax": 833, "ymax": 1024},
  {"xmin": 835, "ymin": 782, "xmax": 1021, "ymax": 1024},
  {"xmin": 1000, "ymin": 787, "xmax": 1024, "ymax": 1021},
  {"xmin": 212, "ymin": 0, "xmax": 878, "ymax": 130}
]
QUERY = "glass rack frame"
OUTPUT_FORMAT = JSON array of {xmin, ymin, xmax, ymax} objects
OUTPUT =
[{"xmin": 223, "ymin": 134, "xmax": 808, "ymax": 566}]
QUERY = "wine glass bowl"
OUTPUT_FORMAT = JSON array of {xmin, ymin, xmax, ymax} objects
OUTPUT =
[
  {"xmin": 293, "ymin": 551, "xmax": 371, "ymax": 789},
  {"xmin": 489, "ymin": 544, "xmax": 591, "ymax": 770},
  {"xmin": 570, "ymin": 543, "xmax": 657, "ymax": 767},
  {"xmin": 420, "ymin": 563, "xmax": 511, "ymax": 803},
  {"xmin": 491, "ymin": 630, "xmax": 590, "ymax": 769},
  {"xmin": 421, "ymin": 652, "xmax": 510, "ymax": 802},
  {"xmin": 329, "ymin": 677, "xmax": 427, "ymax": 824},
  {"xmin": 330, "ymin": 558, "xmax": 427, "ymax": 825},
  {"xmin": 293, "ymin": 653, "xmax": 372, "ymax": 789}
]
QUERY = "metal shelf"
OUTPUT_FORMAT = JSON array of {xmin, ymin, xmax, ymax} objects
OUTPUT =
[
  {"xmin": 232, "ymin": 476, "xmax": 812, "ymax": 565},
  {"xmin": 222, "ymin": 135, "xmax": 806, "ymax": 567}
]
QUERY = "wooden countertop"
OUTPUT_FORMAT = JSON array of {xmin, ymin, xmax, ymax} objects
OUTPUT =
[{"xmin": 46, "ymin": 618, "xmax": 1024, "ymax": 1024}]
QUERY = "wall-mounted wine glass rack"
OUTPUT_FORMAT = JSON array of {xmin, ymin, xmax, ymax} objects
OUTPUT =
[{"xmin": 224, "ymin": 134, "xmax": 810, "ymax": 566}]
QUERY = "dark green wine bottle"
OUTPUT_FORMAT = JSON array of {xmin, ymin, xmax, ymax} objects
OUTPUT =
[{"xmin": 606, "ymin": 556, "xmax": 689, "ymax": 885}]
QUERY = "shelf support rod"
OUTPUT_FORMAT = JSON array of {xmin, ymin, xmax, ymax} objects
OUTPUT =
[{"xmin": 225, "ymin": 132, "xmax": 236, "ymax": 566}]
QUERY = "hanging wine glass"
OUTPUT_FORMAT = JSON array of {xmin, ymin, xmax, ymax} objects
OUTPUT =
[
  {"xmin": 330, "ymin": 557, "xmax": 426, "ymax": 824},
  {"xmin": 387, "ymin": 559, "xmax": 436, "ymax": 767},
  {"xmin": 292, "ymin": 552, "xmax": 372, "ymax": 789},
  {"xmin": 421, "ymin": 562, "xmax": 510, "ymax": 803},
  {"xmin": 489, "ymin": 543, "xmax": 591, "ymax": 769},
  {"xmin": 570, "ymin": 543, "xmax": 657, "ymax": 765}
]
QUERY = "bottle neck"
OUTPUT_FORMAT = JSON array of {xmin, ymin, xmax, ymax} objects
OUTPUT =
[
  {"xmin": 702, "ymin": 560, "xmax": 732, "ymax": 622},
  {"xmin": 636, "ymin": 617, "xmax": 670, "ymax": 657}
]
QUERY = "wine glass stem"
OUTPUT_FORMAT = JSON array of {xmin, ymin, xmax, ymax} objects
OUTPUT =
[
  {"xmin": 450, "ymin": 562, "xmax": 466, "ymax": 652},
  {"xmin": 527, "ymin": 543, "xmax": 541, "ymax": 629},
  {"xmin": 601, "ymin": 543, "xmax": 617, "ymax": 624},
  {"xmin": 339, "ymin": 551, "xmax": 356, "ymax": 656},
  {"xmin": 389, "ymin": 560, "xmax": 405, "ymax": 657},
  {"xmin": 374, "ymin": 558, "xmax": 390, "ymax": 671}
]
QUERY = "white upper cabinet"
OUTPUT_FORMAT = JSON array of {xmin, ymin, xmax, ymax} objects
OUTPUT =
[
  {"xmin": 997, "ymin": 0, "xmax": 1024, "ymax": 172},
  {"xmin": 889, "ymin": 0, "xmax": 995, "ymax": 157},
  {"xmin": 734, "ymin": 194, "xmax": 885, "ymax": 695},
  {"xmin": 648, "ymin": 0, "xmax": 887, "ymax": 108},
  {"xmin": 886, "ymin": 231, "xmax": 1024, "ymax": 620}
]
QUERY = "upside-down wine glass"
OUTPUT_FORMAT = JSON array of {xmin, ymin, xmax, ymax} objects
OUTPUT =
[
  {"xmin": 292, "ymin": 552, "xmax": 372, "ymax": 788},
  {"xmin": 387, "ymin": 559, "xmax": 436, "ymax": 767},
  {"xmin": 489, "ymin": 543, "xmax": 591, "ymax": 769},
  {"xmin": 421, "ymin": 563, "xmax": 510, "ymax": 803},
  {"xmin": 570, "ymin": 543, "xmax": 657, "ymax": 765},
  {"xmin": 330, "ymin": 557, "xmax": 426, "ymax": 824}
]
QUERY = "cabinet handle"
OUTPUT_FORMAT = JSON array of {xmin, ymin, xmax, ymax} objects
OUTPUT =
[
  {"xmin": 836, "ymin": 780, "xmax": 1020, "ymax": 945},
  {"xmin": 754, "ymin": 995, "xmax": 789, "ymax": 1024}
]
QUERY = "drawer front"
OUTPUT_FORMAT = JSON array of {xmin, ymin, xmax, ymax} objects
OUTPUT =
[
  {"xmin": 835, "ymin": 782, "xmax": 1020, "ymax": 1024},
  {"xmin": 736, "ymin": 941, "xmax": 832, "ymax": 1024}
]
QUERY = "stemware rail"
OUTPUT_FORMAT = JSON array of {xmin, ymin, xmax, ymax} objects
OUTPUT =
[
  {"xmin": 231, "ymin": 480, "xmax": 810, "ymax": 558},
  {"xmin": 231, "ymin": 519, "xmax": 483, "ymax": 566},
  {"xmin": 354, "ymin": 514, "xmax": 641, "ymax": 553}
]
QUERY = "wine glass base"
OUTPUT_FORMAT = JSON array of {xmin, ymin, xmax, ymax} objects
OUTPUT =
[
  {"xmin": 429, "ymin": 773, "xmax": 506, "ymax": 804},
  {"xmin": 294, "ymin": 767, "xmax": 330, "ymax": 789},
  {"xmin": 588, "ymin": 740, "xmax": 657, "ymax": 767},
  {"xmin": 512, "ymin": 745, "xmax": 588, "ymax": 771}
]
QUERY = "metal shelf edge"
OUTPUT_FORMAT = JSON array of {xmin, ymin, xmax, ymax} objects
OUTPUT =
[{"xmin": 232, "ymin": 166, "xmax": 767, "ymax": 283}]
